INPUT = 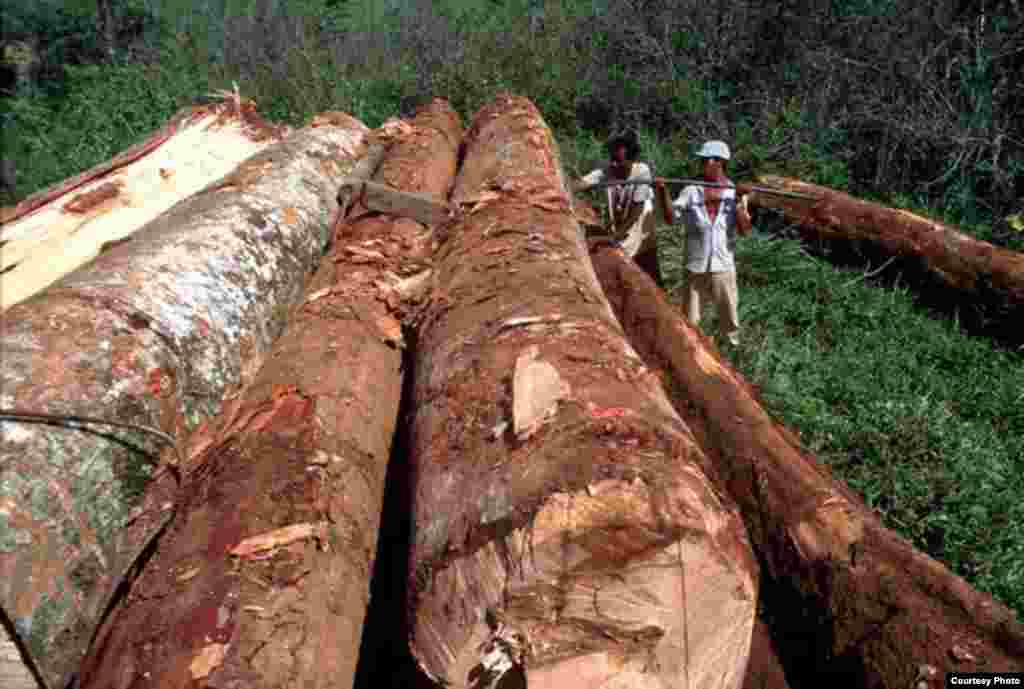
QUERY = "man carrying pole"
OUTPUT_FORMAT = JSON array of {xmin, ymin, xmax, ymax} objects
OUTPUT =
[
  {"xmin": 657, "ymin": 140, "xmax": 752, "ymax": 346},
  {"xmin": 574, "ymin": 130, "xmax": 664, "ymax": 286}
]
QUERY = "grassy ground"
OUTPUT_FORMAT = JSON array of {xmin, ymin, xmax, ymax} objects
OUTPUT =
[{"xmin": 654, "ymin": 225, "xmax": 1024, "ymax": 615}]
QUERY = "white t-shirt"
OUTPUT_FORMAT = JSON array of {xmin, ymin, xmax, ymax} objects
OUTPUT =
[
  {"xmin": 672, "ymin": 184, "xmax": 739, "ymax": 273},
  {"xmin": 580, "ymin": 162, "xmax": 657, "ymax": 257}
]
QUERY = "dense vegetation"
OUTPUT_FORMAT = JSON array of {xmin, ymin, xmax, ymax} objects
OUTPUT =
[{"xmin": 3, "ymin": 0, "xmax": 1022, "ymax": 614}]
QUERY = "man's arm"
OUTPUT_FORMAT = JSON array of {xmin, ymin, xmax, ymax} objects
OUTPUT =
[
  {"xmin": 655, "ymin": 179, "xmax": 677, "ymax": 224},
  {"xmin": 573, "ymin": 168, "xmax": 604, "ymax": 193},
  {"xmin": 736, "ymin": 192, "xmax": 752, "ymax": 236}
]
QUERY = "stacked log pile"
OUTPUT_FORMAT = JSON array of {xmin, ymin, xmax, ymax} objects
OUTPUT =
[
  {"xmin": 0, "ymin": 108, "xmax": 369, "ymax": 689},
  {"xmin": 77, "ymin": 100, "xmax": 464, "ymax": 689},
  {"xmin": 1, "ymin": 93, "xmax": 1021, "ymax": 688}
]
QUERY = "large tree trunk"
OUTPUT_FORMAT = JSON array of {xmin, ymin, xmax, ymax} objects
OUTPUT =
[
  {"xmin": 0, "ymin": 116, "xmax": 368, "ymax": 689},
  {"xmin": 406, "ymin": 94, "xmax": 758, "ymax": 689},
  {"xmin": 78, "ymin": 99, "xmax": 463, "ymax": 689},
  {"xmin": 0, "ymin": 98, "xmax": 288, "ymax": 310},
  {"xmin": 590, "ymin": 245, "xmax": 1024, "ymax": 688},
  {"xmin": 751, "ymin": 175, "xmax": 1024, "ymax": 342}
]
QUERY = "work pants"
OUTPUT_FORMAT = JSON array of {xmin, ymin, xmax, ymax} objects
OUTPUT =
[{"xmin": 685, "ymin": 269, "xmax": 740, "ymax": 345}]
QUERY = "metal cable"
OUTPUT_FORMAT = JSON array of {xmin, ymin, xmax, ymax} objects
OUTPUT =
[{"xmin": 0, "ymin": 408, "xmax": 184, "ymax": 468}]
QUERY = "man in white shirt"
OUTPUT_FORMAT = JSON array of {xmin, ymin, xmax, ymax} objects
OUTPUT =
[
  {"xmin": 575, "ymin": 132, "xmax": 663, "ymax": 286},
  {"xmin": 656, "ymin": 140, "xmax": 752, "ymax": 345}
]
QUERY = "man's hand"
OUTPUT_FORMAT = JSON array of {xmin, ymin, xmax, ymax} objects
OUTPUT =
[
  {"xmin": 737, "ymin": 193, "xmax": 753, "ymax": 235},
  {"xmin": 654, "ymin": 178, "xmax": 674, "ymax": 224}
]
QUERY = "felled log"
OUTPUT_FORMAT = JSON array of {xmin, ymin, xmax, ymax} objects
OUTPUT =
[
  {"xmin": 742, "ymin": 620, "xmax": 792, "ymax": 689},
  {"xmin": 590, "ymin": 245, "xmax": 1024, "ymax": 688},
  {"xmin": 406, "ymin": 94, "xmax": 758, "ymax": 689},
  {"xmin": 752, "ymin": 175, "xmax": 1024, "ymax": 340},
  {"xmin": 0, "ymin": 98, "xmax": 289, "ymax": 310},
  {"xmin": 0, "ymin": 115, "xmax": 369, "ymax": 689},
  {"xmin": 78, "ymin": 99, "xmax": 464, "ymax": 689}
]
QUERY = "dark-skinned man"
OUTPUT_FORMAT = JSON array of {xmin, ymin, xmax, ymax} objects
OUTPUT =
[
  {"xmin": 656, "ymin": 140, "xmax": 752, "ymax": 346},
  {"xmin": 575, "ymin": 131, "xmax": 663, "ymax": 286}
]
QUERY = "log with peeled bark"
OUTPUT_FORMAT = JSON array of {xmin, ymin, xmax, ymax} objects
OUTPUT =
[
  {"xmin": 751, "ymin": 175, "xmax": 1024, "ymax": 341},
  {"xmin": 78, "ymin": 99, "xmax": 464, "ymax": 689},
  {"xmin": 406, "ymin": 94, "xmax": 759, "ymax": 689},
  {"xmin": 0, "ymin": 97, "xmax": 289, "ymax": 311},
  {"xmin": 590, "ymin": 244, "xmax": 1024, "ymax": 688},
  {"xmin": 0, "ymin": 114, "xmax": 369, "ymax": 689}
]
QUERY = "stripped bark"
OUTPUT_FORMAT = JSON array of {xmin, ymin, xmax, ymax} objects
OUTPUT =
[
  {"xmin": 752, "ymin": 175, "xmax": 1024, "ymax": 340},
  {"xmin": 0, "ymin": 98, "xmax": 288, "ymax": 310},
  {"xmin": 590, "ymin": 245, "xmax": 1024, "ymax": 688},
  {"xmin": 407, "ymin": 94, "xmax": 758, "ymax": 689},
  {"xmin": 78, "ymin": 99, "xmax": 463, "ymax": 689},
  {"xmin": 0, "ymin": 116, "xmax": 368, "ymax": 689}
]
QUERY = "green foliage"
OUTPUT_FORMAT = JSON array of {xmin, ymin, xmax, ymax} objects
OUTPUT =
[{"xmin": 2, "ymin": 39, "xmax": 209, "ymax": 199}]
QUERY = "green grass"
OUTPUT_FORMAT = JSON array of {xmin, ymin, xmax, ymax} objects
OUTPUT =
[
  {"xmin": 658, "ymin": 226, "xmax": 1024, "ymax": 614},
  {"xmin": 1, "ymin": 42, "xmax": 211, "ymax": 201}
]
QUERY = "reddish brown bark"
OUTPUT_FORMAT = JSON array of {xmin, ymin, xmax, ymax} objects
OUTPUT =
[
  {"xmin": 752, "ymin": 175, "xmax": 1024, "ymax": 341},
  {"xmin": 0, "ymin": 117, "xmax": 368, "ymax": 689},
  {"xmin": 78, "ymin": 99, "xmax": 463, "ymax": 689},
  {"xmin": 741, "ymin": 620, "xmax": 791, "ymax": 689},
  {"xmin": 406, "ymin": 94, "xmax": 758, "ymax": 689},
  {"xmin": 591, "ymin": 245, "xmax": 1024, "ymax": 688}
]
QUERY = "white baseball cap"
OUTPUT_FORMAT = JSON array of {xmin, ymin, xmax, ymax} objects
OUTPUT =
[{"xmin": 696, "ymin": 140, "xmax": 731, "ymax": 160}]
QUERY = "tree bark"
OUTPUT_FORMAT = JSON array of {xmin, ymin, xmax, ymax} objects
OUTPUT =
[
  {"xmin": 407, "ymin": 94, "xmax": 758, "ymax": 689},
  {"xmin": 590, "ymin": 245, "xmax": 1024, "ymax": 688},
  {"xmin": 0, "ymin": 98, "xmax": 289, "ymax": 311},
  {"xmin": 0, "ymin": 116, "xmax": 369, "ymax": 689},
  {"xmin": 1, "ymin": 624, "xmax": 37, "ymax": 689},
  {"xmin": 78, "ymin": 99, "xmax": 463, "ymax": 689},
  {"xmin": 751, "ymin": 175, "xmax": 1024, "ymax": 342}
]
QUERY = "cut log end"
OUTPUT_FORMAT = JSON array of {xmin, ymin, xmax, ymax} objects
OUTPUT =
[
  {"xmin": 590, "ymin": 244, "xmax": 1024, "ymax": 685},
  {"xmin": 413, "ymin": 479, "xmax": 757, "ymax": 689}
]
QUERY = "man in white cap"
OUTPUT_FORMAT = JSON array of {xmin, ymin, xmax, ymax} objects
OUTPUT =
[
  {"xmin": 655, "ymin": 140, "xmax": 752, "ymax": 345},
  {"xmin": 575, "ymin": 131, "xmax": 663, "ymax": 286}
]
